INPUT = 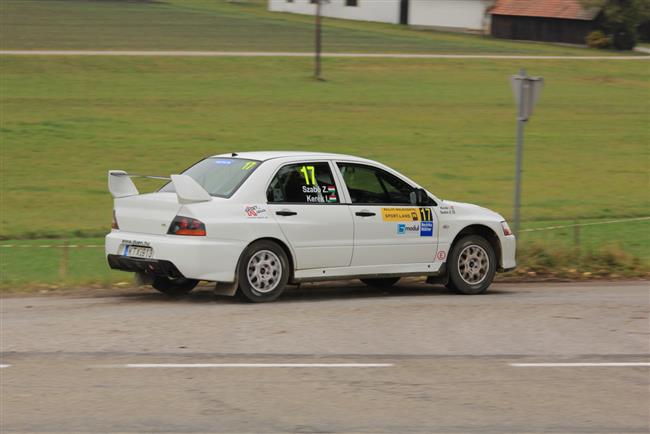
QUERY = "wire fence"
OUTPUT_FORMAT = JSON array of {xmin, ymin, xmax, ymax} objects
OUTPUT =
[
  {"xmin": 518, "ymin": 216, "xmax": 650, "ymax": 233},
  {"xmin": 1, "ymin": 216, "xmax": 648, "ymax": 249},
  {"xmin": 1, "ymin": 216, "xmax": 648, "ymax": 285}
]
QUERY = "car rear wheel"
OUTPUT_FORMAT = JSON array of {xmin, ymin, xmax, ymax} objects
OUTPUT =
[
  {"xmin": 446, "ymin": 235, "xmax": 496, "ymax": 295},
  {"xmin": 360, "ymin": 277, "xmax": 401, "ymax": 288},
  {"xmin": 237, "ymin": 240, "xmax": 290, "ymax": 303},
  {"xmin": 152, "ymin": 276, "xmax": 198, "ymax": 296}
]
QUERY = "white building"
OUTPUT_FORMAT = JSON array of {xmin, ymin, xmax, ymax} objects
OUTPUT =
[{"xmin": 268, "ymin": 0, "xmax": 496, "ymax": 33}]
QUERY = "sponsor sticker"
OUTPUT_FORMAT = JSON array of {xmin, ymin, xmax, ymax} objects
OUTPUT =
[
  {"xmin": 382, "ymin": 208, "xmax": 420, "ymax": 222},
  {"xmin": 396, "ymin": 223, "xmax": 420, "ymax": 235},
  {"xmin": 436, "ymin": 251, "xmax": 446, "ymax": 261},
  {"xmin": 420, "ymin": 221, "xmax": 433, "ymax": 237},
  {"xmin": 214, "ymin": 159, "xmax": 233, "ymax": 165},
  {"xmin": 121, "ymin": 239, "xmax": 150, "ymax": 247},
  {"xmin": 245, "ymin": 205, "xmax": 268, "ymax": 219},
  {"xmin": 241, "ymin": 161, "xmax": 257, "ymax": 170}
]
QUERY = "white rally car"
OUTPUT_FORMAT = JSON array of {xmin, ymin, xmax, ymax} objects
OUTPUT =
[{"xmin": 106, "ymin": 152, "xmax": 515, "ymax": 302}]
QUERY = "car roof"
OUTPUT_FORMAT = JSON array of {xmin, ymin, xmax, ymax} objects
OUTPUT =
[{"xmin": 210, "ymin": 151, "xmax": 373, "ymax": 163}]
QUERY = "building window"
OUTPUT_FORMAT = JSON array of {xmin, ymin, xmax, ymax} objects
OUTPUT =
[{"xmin": 346, "ymin": 0, "xmax": 358, "ymax": 6}]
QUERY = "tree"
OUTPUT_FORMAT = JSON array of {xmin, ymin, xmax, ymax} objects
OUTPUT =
[{"xmin": 581, "ymin": 0, "xmax": 650, "ymax": 49}]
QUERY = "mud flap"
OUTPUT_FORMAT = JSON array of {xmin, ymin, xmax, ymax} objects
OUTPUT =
[
  {"xmin": 214, "ymin": 280, "xmax": 238, "ymax": 296},
  {"xmin": 426, "ymin": 263, "xmax": 448, "ymax": 285}
]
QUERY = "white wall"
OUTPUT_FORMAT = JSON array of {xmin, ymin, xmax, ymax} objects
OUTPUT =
[
  {"xmin": 269, "ymin": 0, "xmax": 401, "ymax": 25},
  {"xmin": 409, "ymin": 0, "xmax": 494, "ymax": 32}
]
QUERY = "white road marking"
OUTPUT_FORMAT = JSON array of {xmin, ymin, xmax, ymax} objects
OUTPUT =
[
  {"xmin": 119, "ymin": 363, "xmax": 394, "ymax": 368},
  {"xmin": 0, "ymin": 50, "xmax": 647, "ymax": 60},
  {"xmin": 510, "ymin": 362, "xmax": 650, "ymax": 367},
  {"xmin": 0, "ymin": 364, "xmax": 11, "ymax": 368}
]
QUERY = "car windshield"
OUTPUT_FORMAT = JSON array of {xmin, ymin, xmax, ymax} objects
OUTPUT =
[{"xmin": 160, "ymin": 158, "xmax": 260, "ymax": 198}]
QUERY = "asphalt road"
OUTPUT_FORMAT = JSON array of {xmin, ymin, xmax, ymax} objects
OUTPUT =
[{"xmin": 1, "ymin": 280, "xmax": 649, "ymax": 434}]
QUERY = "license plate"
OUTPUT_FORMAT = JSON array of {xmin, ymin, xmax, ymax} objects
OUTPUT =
[{"xmin": 124, "ymin": 245, "xmax": 153, "ymax": 259}]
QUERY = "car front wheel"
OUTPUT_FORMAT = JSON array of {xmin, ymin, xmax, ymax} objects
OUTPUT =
[
  {"xmin": 237, "ymin": 240, "xmax": 290, "ymax": 303},
  {"xmin": 446, "ymin": 235, "xmax": 496, "ymax": 295}
]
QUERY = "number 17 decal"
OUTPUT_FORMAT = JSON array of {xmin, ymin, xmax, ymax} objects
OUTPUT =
[
  {"xmin": 299, "ymin": 165, "xmax": 316, "ymax": 185},
  {"xmin": 419, "ymin": 207, "xmax": 433, "ymax": 222}
]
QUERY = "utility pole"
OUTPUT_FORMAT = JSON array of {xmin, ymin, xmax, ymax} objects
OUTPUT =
[
  {"xmin": 510, "ymin": 69, "xmax": 543, "ymax": 237},
  {"xmin": 314, "ymin": 0, "xmax": 324, "ymax": 80}
]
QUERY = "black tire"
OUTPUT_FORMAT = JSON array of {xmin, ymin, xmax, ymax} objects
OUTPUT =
[
  {"xmin": 360, "ymin": 277, "xmax": 401, "ymax": 288},
  {"xmin": 237, "ymin": 240, "xmax": 290, "ymax": 303},
  {"xmin": 152, "ymin": 276, "xmax": 198, "ymax": 296},
  {"xmin": 446, "ymin": 235, "xmax": 496, "ymax": 295}
]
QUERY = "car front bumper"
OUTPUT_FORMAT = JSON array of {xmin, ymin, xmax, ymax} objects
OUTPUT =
[
  {"xmin": 105, "ymin": 230, "xmax": 247, "ymax": 282},
  {"xmin": 500, "ymin": 234, "xmax": 517, "ymax": 271}
]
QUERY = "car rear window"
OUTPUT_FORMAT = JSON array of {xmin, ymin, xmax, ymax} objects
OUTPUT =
[{"xmin": 160, "ymin": 158, "xmax": 260, "ymax": 198}]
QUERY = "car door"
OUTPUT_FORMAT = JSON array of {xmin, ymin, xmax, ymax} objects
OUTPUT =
[
  {"xmin": 335, "ymin": 162, "xmax": 438, "ymax": 267},
  {"xmin": 266, "ymin": 161, "xmax": 353, "ymax": 270}
]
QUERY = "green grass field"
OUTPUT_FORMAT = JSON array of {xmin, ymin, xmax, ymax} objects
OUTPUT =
[
  {"xmin": 2, "ymin": 56, "xmax": 648, "ymax": 239},
  {"xmin": 0, "ymin": 0, "xmax": 648, "ymax": 288},
  {"xmin": 0, "ymin": 0, "xmax": 636, "ymax": 55}
]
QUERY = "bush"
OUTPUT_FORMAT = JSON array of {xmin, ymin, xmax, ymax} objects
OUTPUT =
[{"xmin": 586, "ymin": 30, "xmax": 612, "ymax": 48}]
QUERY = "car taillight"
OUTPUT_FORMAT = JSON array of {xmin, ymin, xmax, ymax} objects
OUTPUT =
[
  {"xmin": 111, "ymin": 209, "xmax": 119, "ymax": 230},
  {"xmin": 168, "ymin": 216, "xmax": 206, "ymax": 236},
  {"xmin": 500, "ymin": 221, "xmax": 513, "ymax": 236}
]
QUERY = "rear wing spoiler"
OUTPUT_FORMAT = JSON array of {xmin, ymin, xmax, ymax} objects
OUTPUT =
[{"xmin": 108, "ymin": 170, "xmax": 212, "ymax": 204}]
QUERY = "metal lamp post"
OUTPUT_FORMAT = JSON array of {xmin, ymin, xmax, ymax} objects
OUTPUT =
[
  {"xmin": 313, "ymin": 0, "xmax": 331, "ymax": 80},
  {"xmin": 510, "ymin": 69, "xmax": 543, "ymax": 237}
]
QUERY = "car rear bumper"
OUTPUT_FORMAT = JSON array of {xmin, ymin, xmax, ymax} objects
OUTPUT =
[
  {"xmin": 107, "ymin": 255, "xmax": 184, "ymax": 278},
  {"xmin": 105, "ymin": 230, "xmax": 247, "ymax": 282}
]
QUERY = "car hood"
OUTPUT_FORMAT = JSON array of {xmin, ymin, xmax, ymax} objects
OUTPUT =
[{"xmin": 438, "ymin": 200, "xmax": 505, "ymax": 221}]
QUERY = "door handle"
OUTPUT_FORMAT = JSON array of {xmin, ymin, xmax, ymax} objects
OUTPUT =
[
  {"xmin": 276, "ymin": 211, "xmax": 298, "ymax": 216},
  {"xmin": 355, "ymin": 211, "xmax": 376, "ymax": 217}
]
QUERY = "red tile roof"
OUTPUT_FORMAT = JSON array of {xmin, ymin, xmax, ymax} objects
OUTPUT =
[{"xmin": 490, "ymin": 0, "xmax": 601, "ymax": 21}]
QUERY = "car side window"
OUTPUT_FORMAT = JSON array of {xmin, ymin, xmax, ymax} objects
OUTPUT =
[
  {"xmin": 267, "ymin": 162, "xmax": 339, "ymax": 204},
  {"xmin": 338, "ymin": 163, "xmax": 415, "ymax": 205}
]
